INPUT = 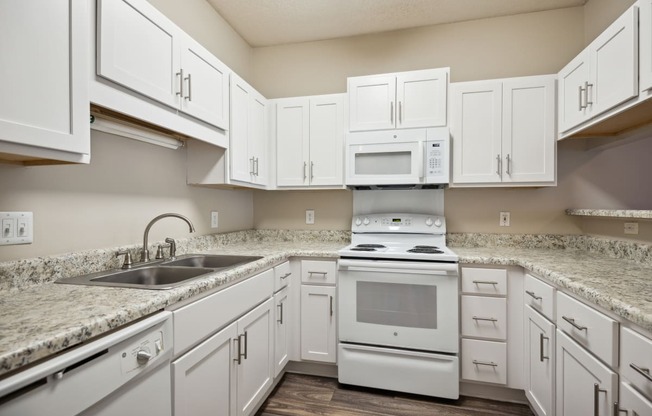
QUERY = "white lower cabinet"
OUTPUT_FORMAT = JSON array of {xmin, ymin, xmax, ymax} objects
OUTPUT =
[
  {"xmin": 524, "ymin": 305, "xmax": 556, "ymax": 416},
  {"xmin": 173, "ymin": 298, "xmax": 273, "ymax": 416},
  {"xmin": 274, "ymin": 286, "xmax": 290, "ymax": 377},
  {"xmin": 461, "ymin": 338, "xmax": 507, "ymax": 385},
  {"xmin": 555, "ymin": 330, "xmax": 617, "ymax": 416},
  {"xmin": 300, "ymin": 285, "xmax": 337, "ymax": 363},
  {"xmin": 617, "ymin": 381, "xmax": 652, "ymax": 415}
]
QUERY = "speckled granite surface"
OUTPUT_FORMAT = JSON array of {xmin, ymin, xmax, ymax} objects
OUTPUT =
[
  {"xmin": 566, "ymin": 209, "xmax": 652, "ymax": 219},
  {"xmin": 0, "ymin": 230, "xmax": 650, "ymax": 380}
]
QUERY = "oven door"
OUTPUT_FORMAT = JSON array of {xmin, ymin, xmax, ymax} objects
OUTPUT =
[
  {"xmin": 338, "ymin": 259, "xmax": 459, "ymax": 353},
  {"xmin": 345, "ymin": 141, "xmax": 423, "ymax": 185}
]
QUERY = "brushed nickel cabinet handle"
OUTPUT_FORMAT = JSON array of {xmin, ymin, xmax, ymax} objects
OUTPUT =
[
  {"xmin": 630, "ymin": 363, "xmax": 652, "ymax": 383},
  {"xmin": 176, "ymin": 69, "xmax": 184, "ymax": 97},
  {"xmin": 308, "ymin": 271, "xmax": 328, "ymax": 277},
  {"xmin": 473, "ymin": 280, "xmax": 498, "ymax": 285},
  {"xmin": 254, "ymin": 157, "xmax": 259, "ymax": 176},
  {"xmin": 249, "ymin": 157, "xmax": 255, "ymax": 175},
  {"xmin": 277, "ymin": 303, "xmax": 283, "ymax": 324},
  {"xmin": 185, "ymin": 73, "xmax": 192, "ymax": 101},
  {"xmin": 280, "ymin": 272, "xmax": 291, "ymax": 279},
  {"xmin": 496, "ymin": 154, "xmax": 501, "ymax": 176},
  {"xmin": 579, "ymin": 85, "xmax": 585, "ymax": 110},
  {"xmin": 398, "ymin": 101, "xmax": 402, "ymax": 124},
  {"xmin": 594, "ymin": 383, "xmax": 607, "ymax": 416},
  {"xmin": 506, "ymin": 154, "xmax": 511, "ymax": 175},
  {"xmin": 472, "ymin": 316, "xmax": 498, "ymax": 322},
  {"xmin": 613, "ymin": 402, "xmax": 628, "ymax": 414},
  {"xmin": 562, "ymin": 316, "xmax": 587, "ymax": 331},
  {"xmin": 540, "ymin": 333, "xmax": 549, "ymax": 362},
  {"xmin": 526, "ymin": 290, "xmax": 542, "ymax": 301},
  {"xmin": 586, "ymin": 82, "xmax": 593, "ymax": 105},
  {"xmin": 390, "ymin": 101, "xmax": 394, "ymax": 124},
  {"xmin": 303, "ymin": 162, "xmax": 307, "ymax": 180},
  {"xmin": 472, "ymin": 360, "xmax": 498, "ymax": 367},
  {"xmin": 242, "ymin": 331, "xmax": 248, "ymax": 360},
  {"xmin": 329, "ymin": 296, "xmax": 333, "ymax": 317},
  {"xmin": 310, "ymin": 161, "xmax": 314, "ymax": 181},
  {"xmin": 233, "ymin": 336, "xmax": 242, "ymax": 365}
]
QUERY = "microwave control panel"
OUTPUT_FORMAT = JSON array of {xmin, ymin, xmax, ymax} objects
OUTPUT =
[{"xmin": 425, "ymin": 138, "xmax": 449, "ymax": 183}]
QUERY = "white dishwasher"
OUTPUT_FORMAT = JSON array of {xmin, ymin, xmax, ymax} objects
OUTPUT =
[{"xmin": 0, "ymin": 311, "xmax": 173, "ymax": 416}]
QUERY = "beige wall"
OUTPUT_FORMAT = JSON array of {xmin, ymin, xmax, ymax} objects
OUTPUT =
[
  {"xmin": 0, "ymin": 132, "xmax": 254, "ymax": 262},
  {"xmin": 584, "ymin": 0, "xmax": 637, "ymax": 43}
]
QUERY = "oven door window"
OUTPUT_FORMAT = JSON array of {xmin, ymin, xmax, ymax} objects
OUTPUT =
[{"xmin": 356, "ymin": 281, "xmax": 437, "ymax": 329}]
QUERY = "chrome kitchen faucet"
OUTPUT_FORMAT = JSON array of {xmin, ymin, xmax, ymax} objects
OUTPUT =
[{"xmin": 141, "ymin": 213, "xmax": 195, "ymax": 262}]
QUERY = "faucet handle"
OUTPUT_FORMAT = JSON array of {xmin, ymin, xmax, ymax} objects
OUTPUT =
[
  {"xmin": 116, "ymin": 251, "xmax": 133, "ymax": 269},
  {"xmin": 165, "ymin": 238, "xmax": 177, "ymax": 258},
  {"xmin": 155, "ymin": 244, "xmax": 171, "ymax": 260}
]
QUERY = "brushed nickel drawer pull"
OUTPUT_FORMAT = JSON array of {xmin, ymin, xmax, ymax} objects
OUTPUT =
[
  {"xmin": 540, "ymin": 333, "xmax": 549, "ymax": 362},
  {"xmin": 233, "ymin": 336, "xmax": 242, "ymax": 365},
  {"xmin": 562, "ymin": 316, "xmax": 587, "ymax": 331},
  {"xmin": 280, "ymin": 272, "xmax": 291, "ymax": 279},
  {"xmin": 308, "ymin": 271, "xmax": 328, "ymax": 277},
  {"xmin": 594, "ymin": 383, "xmax": 607, "ymax": 416},
  {"xmin": 526, "ymin": 290, "xmax": 542, "ymax": 301},
  {"xmin": 630, "ymin": 363, "xmax": 652, "ymax": 383},
  {"xmin": 472, "ymin": 316, "xmax": 498, "ymax": 322},
  {"xmin": 277, "ymin": 303, "xmax": 283, "ymax": 324},
  {"xmin": 472, "ymin": 280, "xmax": 498, "ymax": 285},
  {"xmin": 472, "ymin": 360, "xmax": 498, "ymax": 367}
]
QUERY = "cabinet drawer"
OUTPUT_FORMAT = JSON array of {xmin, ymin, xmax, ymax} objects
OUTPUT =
[
  {"xmin": 461, "ymin": 339, "xmax": 507, "ymax": 385},
  {"xmin": 461, "ymin": 267, "xmax": 507, "ymax": 296},
  {"xmin": 461, "ymin": 296, "xmax": 507, "ymax": 340},
  {"xmin": 621, "ymin": 327, "xmax": 652, "ymax": 400},
  {"xmin": 619, "ymin": 381, "xmax": 652, "ymax": 415},
  {"xmin": 274, "ymin": 261, "xmax": 291, "ymax": 292},
  {"xmin": 301, "ymin": 260, "xmax": 337, "ymax": 285},
  {"xmin": 556, "ymin": 291, "xmax": 618, "ymax": 368},
  {"xmin": 173, "ymin": 268, "xmax": 274, "ymax": 354},
  {"xmin": 524, "ymin": 274, "xmax": 555, "ymax": 320}
]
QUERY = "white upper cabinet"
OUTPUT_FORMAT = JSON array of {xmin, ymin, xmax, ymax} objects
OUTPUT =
[
  {"xmin": 0, "ymin": 0, "xmax": 90, "ymax": 164},
  {"xmin": 348, "ymin": 68, "xmax": 448, "ymax": 132},
  {"xmin": 97, "ymin": 0, "xmax": 229, "ymax": 131},
  {"xmin": 558, "ymin": 5, "xmax": 638, "ymax": 134},
  {"xmin": 640, "ymin": 0, "xmax": 652, "ymax": 93},
  {"xmin": 229, "ymin": 74, "xmax": 268, "ymax": 186},
  {"xmin": 451, "ymin": 75, "xmax": 556, "ymax": 186},
  {"xmin": 276, "ymin": 94, "xmax": 345, "ymax": 188}
]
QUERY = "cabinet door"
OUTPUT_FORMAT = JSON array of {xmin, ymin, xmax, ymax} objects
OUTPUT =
[
  {"xmin": 172, "ymin": 321, "xmax": 238, "ymax": 416},
  {"xmin": 556, "ymin": 330, "xmax": 617, "ymax": 416},
  {"xmin": 524, "ymin": 306, "xmax": 555, "ymax": 416},
  {"xmin": 396, "ymin": 69, "xmax": 448, "ymax": 129},
  {"xmin": 309, "ymin": 94, "xmax": 345, "ymax": 186},
  {"xmin": 641, "ymin": 0, "xmax": 652, "ymax": 93},
  {"xmin": 451, "ymin": 81, "xmax": 503, "ymax": 184},
  {"xmin": 558, "ymin": 50, "xmax": 590, "ymax": 132},
  {"xmin": 179, "ymin": 36, "xmax": 230, "ymax": 129},
  {"xmin": 502, "ymin": 75, "xmax": 556, "ymax": 184},
  {"xmin": 589, "ymin": 5, "xmax": 638, "ymax": 117},
  {"xmin": 618, "ymin": 381, "xmax": 652, "ymax": 416},
  {"xmin": 274, "ymin": 286, "xmax": 290, "ymax": 377},
  {"xmin": 276, "ymin": 98, "xmax": 309, "ymax": 186},
  {"xmin": 230, "ymin": 74, "xmax": 252, "ymax": 183},
  {"xmin": 236, "ymin": 298, "xmax": 274, "ymax": 416},
  {"xmin": 250, "ymin": 91, "xmax": 268, "ymax": 186},
  {"xmin": 348, "ymin": 75, "xmax": 396, "ymax": 131},
  {"xmin": 0, "ymin": 0, "xmax": 89, "ymax": 156},
  {"xmin": 97, "ymin": 0, "xmax": 180, "ymax": 110},
  {"xmin": 301, "ymin": 285, "xmax": 336, "ymax": 363}
]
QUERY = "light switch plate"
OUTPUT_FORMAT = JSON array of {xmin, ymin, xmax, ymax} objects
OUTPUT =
[
  {"xmin": 306, "ymin": 209, "xmax": 315, "ymax": 225},
  {"xmin": 0, "ymin": 212, "xmax": 33, "ymax": 245},
  {"xmin": 624, "ymin": 222, "xmax": 638, "ymax": 235},
  {"xmin": 211, "ymin": 211, "xmax": 218, "ymax": 228}
]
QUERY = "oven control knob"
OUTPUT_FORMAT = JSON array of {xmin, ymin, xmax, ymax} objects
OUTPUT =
[
  {"xmin": 363, "ymin": 217, "xmax": 370, "ymax": 226},
  {"xmin": 434, "ymin": 219, "xmax": 443, "ymax": 228},
  {"xmin": 355, "ymin": 217, "xmax": 362, "ymax": 226},
  {"xmin": 425, "ymin": 218, "xmax": 434, "ymax": 227}
]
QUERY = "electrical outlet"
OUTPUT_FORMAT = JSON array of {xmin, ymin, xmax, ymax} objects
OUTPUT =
[
  {"xmin": 306, "ymin": 209, "xmax": 315, "ymax": 225},
  {"xmin": 499, "ymin": 211, "xmax": 511, "ymax": 227},
  {"xmin": 624, "ymin": 222, "xmax": 639, "ymax": 235},
  {"xmin": 210, "ymin": 211, "xmax": 218, "ymax": 228},
  {"xmin": 0, "ymin": 212, "xmax": 33, "ymax": 245}
]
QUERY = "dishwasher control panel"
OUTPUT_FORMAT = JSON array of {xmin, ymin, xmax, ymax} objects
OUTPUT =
[{"xmin": 121, "ymin": 329, "xmax": 166, "ymax": 374}]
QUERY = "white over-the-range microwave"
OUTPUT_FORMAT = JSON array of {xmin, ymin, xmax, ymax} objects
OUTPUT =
[{"xmin": 345, "ymin": 127, "xmax": 450, "ymax": 189}]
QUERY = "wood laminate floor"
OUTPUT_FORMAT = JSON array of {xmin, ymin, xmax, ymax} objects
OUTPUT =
[{"xmin": 257, "ymin": 373, "xmax": 535, "ymax": 416}]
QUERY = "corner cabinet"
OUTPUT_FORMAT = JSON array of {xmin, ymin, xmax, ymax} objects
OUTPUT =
[
  {"xmin": 348, "ymin": 68, "xmax": 449, "ymax": 131},
  {"xmin": 451, "ymin": 75, "xmax": 556, "ymax": 187},
  {"xmin": 230, "ymin": 74, "xmax": 268, "ymax": 186},
  {"xmin": 0, "ymin": 0, "xmax": 90, "ymax": 164},
  {"xmin": 558, "ymin": 4, "xmax": 639, "ymax": 134},
  {"xmin": 275, "ymin": 94, "xmax": 345, "ymax": 188}
]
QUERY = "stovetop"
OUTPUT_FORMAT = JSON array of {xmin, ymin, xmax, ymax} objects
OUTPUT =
[{"xmin": 339, "ymin": 213, "xmax": 458, "ymax": 262}]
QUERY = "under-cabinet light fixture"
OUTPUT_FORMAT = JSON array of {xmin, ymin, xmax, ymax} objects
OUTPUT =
[{"xmin": 90, "ymin": 115, "xmax": 184, "ymax": 150}]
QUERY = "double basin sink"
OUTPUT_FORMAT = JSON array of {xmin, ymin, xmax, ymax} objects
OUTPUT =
[{"xmin": 57, "ymin": 254, "xmax": 263, "ymax": 290}]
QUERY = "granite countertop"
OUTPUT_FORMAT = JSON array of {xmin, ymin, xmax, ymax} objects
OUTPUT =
[
  {"xmin": 0, "ymin": 240, "xmax": 344, "ymax": 378},
  {"xmin": 565, "ymin": 209, "xmax": 652, "ymax": 219},
  {"xmin": 453, "ymin": 246, "xmax": 652, "ymax": 332},
  {"xmin": 0, "ymin": 233, "xmax": 651, "ymax": 380}
]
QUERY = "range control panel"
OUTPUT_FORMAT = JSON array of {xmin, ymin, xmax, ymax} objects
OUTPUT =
[{"xmin": 352, "ymin": 213, "xmax": 445, "ymax": 234}]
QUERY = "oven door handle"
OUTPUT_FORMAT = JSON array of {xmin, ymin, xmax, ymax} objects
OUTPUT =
[{"xmin": 338, "ymin": 259, "xmax": 458, "ymax": 274}]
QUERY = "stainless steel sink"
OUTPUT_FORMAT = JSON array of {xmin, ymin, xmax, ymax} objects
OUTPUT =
[
  {"xmin": 56, "ymin": 254, "xmax": 263, "ymax": 290},
  {"xmin": 162, "ymin": 254, "xmax": 262, "ymax": 269}
]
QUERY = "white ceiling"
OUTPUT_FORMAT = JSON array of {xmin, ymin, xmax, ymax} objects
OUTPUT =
[{"xmin": 207, "ymin": 0, "xmax": 587, "ymax": 47}]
